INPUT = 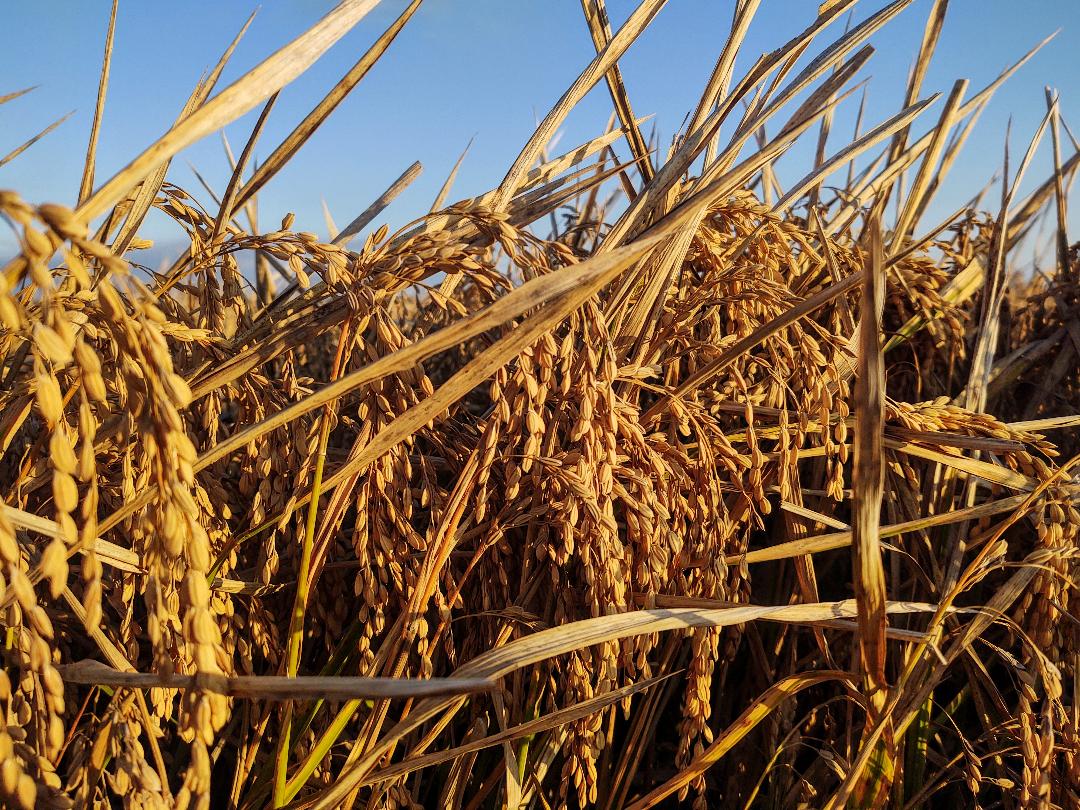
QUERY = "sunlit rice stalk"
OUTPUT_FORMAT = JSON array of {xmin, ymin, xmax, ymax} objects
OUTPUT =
[{"xmin": 1, "ymin": 0, "xmax": 1079, "ymax": 808}]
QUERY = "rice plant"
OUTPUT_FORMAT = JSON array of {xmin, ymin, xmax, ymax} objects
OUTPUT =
[{"xmin": 0, "ymin": 1, "xmax": 1078, "ymax": 807}]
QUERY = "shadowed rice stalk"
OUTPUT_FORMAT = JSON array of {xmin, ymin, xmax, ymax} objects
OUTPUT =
[{"xmin": 0, "ymin": 1, "xmax": 1078, "ymax": 808}]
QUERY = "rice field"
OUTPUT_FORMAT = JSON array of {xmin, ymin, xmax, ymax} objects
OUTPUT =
[{"xmin": 1, "ymin": 0, "xmax": 1079, "ymax": 807}]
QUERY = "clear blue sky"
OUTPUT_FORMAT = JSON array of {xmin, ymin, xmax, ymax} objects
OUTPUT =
[{"xmin": 2, "ymin": 1, "xmax": 1079, "ymax": 264}]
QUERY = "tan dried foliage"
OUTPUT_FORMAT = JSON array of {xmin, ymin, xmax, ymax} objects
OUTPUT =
[{"xmin": 0, "ymin": 1, "xmax": 1078, "ymax": 808}]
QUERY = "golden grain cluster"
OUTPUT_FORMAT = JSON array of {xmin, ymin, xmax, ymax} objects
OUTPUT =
[{"xmin": 0, "ymin": 0, "xmax": 1078, "ymax": 808}]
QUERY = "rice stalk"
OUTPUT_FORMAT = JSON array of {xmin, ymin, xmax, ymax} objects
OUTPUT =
[{"xmin": 1, "ymin": 1, "xmax": 1079, "ymax": 808}]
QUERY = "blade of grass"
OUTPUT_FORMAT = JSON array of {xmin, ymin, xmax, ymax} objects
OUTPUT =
[
  {"xmin": 58, "ymin": 660, "xmax": 492, "ymax": 701},
  {"xmin": 850, "ymin": 212, "xmax": 894, "ymax": 806},
  {"xmin": 430, "ymin": 136, "xmax": 474, "ymax": 212},
  {"xmin": 78, "ymin": 0, "xmax": 118, "ymax": 205},
  {"xmin": 334, "ymin": 160, "xmax": 422, "ymax": 246},
  {"xmin": 75, "ymin": 0, "xmax": 383, "ymax": 226},
  {"xmin": 580, "ymin": 0, "xmax": 654, "ymax": 183},
  {"xmin": 311, "ymin": 601, "xmax": 943, "ymax": 808},
  {"xmin": 624, "ymin": 671, "xmax": 853, "ymax": 808},
  {"xmin": 0, "ymin": 111, "xmax": 75, "ymax": 168}
]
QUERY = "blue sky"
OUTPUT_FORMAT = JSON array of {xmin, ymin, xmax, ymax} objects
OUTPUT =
[{"xmin": 2, "ymin": 1, "xmax": 1079, "ymax": 265}]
